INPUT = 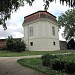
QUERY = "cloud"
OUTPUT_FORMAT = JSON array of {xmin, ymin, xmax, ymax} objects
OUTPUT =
[
  {"xmin": 0, "ymin": 26, "xmax": 13, "ymax": 38},
  {"xmin": 0, "ymin": 0, "xmax": 71, "ymax": 40}
]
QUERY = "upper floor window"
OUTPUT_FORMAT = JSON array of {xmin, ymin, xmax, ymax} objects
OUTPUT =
[
  {"xmin": 52, "ymin": 26, "xmax": 55, "ymax": 36},
  {"xmin": 29, "ymin": 27, "xmax": 33, "ymax": 36}
]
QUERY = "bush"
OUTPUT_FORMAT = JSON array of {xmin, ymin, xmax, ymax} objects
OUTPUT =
[
  {"xmin": 52, "ymin": 60, "xmax": 65, "ymax": 71},
  {"xmin": 13, "ymin": 40, "xmax": 26, "ymax": 52},
  {"xmin": 42, "ymin": 54, "xmax": 75, "ymax": 74},
  {"xmin": 6, "ymin": 36, "xmax": 26, "ymax": 52},
  {"xmin": 6, "ymin": 36, "xmax": 14, "ymax": 51},
  {"xmin": 65, "ymin": 62, "xmax": 75, "ymax": 74},
  {"xmin": 42, "ymin": 54, "xmax": 51, "ymax": 67},
  {"xmin": 42, "ymin": 54, "xmax": 57, "ymax": 67},
  {"xmin": 52, "ymin": 60, "xmax": 75, "ymax": 74}
]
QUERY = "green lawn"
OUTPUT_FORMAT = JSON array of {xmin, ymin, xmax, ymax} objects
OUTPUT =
[{"xmin": 0, "ymin": 50, "xmax": 74, "ymax": 57}]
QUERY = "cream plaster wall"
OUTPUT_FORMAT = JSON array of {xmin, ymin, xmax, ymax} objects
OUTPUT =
[{"xmin": 23, "ymin": 18, "xmax": 60, "ymax": 51}]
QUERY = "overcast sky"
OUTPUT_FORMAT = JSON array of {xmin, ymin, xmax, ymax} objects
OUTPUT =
[{"xmin": 0, "ymin": 0, "xmax": 71, "ymax": 40}]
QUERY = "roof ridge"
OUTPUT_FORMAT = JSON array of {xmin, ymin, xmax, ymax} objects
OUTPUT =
[{"xmin": 24, "ymin": 11, "xmax": 56, "ymax": 18}]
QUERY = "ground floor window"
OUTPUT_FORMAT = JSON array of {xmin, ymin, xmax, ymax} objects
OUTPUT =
[
  {"xmin": 30, "ymin": 42, "xmax": 33, "ymax": 46},
  {"xmin": 53, "ymin": 42, "xmax": 55, "ymax": 46}
]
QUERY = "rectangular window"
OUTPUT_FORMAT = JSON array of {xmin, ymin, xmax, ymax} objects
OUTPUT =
[
  {"xmin": 52, "ymin": 26, "xmax": 55, "ymax": 36},
  {"xmin": 29, "ymin": 27, "xmax": 33, "ymax": 36},
  {"xmin": 30, "ymin": 42, "xmax": 33, "ymax": 46},
  {"xmin": 53, "ymin": 42, "xmax": 55, "ymax": 46}
]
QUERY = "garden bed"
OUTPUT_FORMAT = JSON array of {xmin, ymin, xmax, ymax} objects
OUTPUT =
[{"xmin": 17, "ymin": 53, "xmax": 75, "ymax": 75}]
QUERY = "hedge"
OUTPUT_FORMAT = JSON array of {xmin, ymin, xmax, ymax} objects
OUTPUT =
[{"xmin": 42, "ymin": 54, "xmax": 75, "ymax": 74}]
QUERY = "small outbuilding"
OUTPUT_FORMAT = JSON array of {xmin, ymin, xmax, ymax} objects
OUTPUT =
[
  {"xmin": 59, "ymin": 41, "xmax": 67, "ymax": 50},
  {"xmin": 0, "ymin": 39, "xmax": 6, "ymax": 49}
]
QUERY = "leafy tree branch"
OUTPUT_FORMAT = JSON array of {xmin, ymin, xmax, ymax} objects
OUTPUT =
[
  {"xmin": 0, "ymin": 0, "xmax": 75, "ymax": 30},
  {"xmin": 58, "ymin": 9, "xmax": 75, "ymax": 40}
]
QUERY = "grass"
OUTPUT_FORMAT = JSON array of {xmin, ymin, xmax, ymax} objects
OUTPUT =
[
  {"xmin": 17, "ymin": 58, "xmax": 68, "ymax": 75},
  {"xmin": 0, "ymin": 50, "xmax": 74, "ymax": 57},
  {"xmin": 17, "ymin": 54, "xmax": 75, "ymax": 75}
]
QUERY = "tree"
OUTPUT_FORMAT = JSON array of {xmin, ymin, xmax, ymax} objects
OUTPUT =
[
  {"xmin": 58, "ymin": 9, "xmax": 75, "ymax": 40},
  {"xmin": 67, "ymin": 38, "xmax": 75, "ymax": 50},
  {"xmin": 6, "ymin": 36, "xmax": 26, "ymax": 52},
  {"xmin": 0, "ymin": 0, "xmax": 75, "ymax": 30},
  {"xmin": 0, "ymin": 0, "xmax": 26, "ymax": 30},
  {"xmin": 6, "ymin": 36, "xmax": 14, "ymax": 51}
]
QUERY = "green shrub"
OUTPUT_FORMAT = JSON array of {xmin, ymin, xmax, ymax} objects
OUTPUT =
[
  {"xmin": 42, "ymin": 54, "xmax": 51, "ymax": 67},
  {"xmin": 42, "ymin": 54, "xmax": 75, "ymax": 74},
  {"xmin": 6, "ymin": 36, "xmax": 26, "ymax": 52},
  {"xmin": 13, "ymin": 40, "xmax": 26, "ymax": 52},
  {"xmin": 42, "ymin": 54, "xmax": 57, "ymax": 67},
  {"xmin": 52, "ymin": 60, "xmax": 75, "ymax": 74},
  {"xmin": 65, "ymin": 62, "xmax": 75, "ymax": 74},
  {"xmin": 52, "ymin": 60, "xmax": 65, "ymax": 71},
  {"xmin": 6, "ymin": 36, "xmax": 14, "ymax": 51}
]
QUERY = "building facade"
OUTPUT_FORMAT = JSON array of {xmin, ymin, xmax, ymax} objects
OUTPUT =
[
  {"xmin": 59, "ymin": 41, "xmax": 67, "ymax": 50},
  {"xmin": 22, "ymin": 11, "xmax": 60, "ymax": 51},
  {"xmin": 0, "ymin": 39, "xmax": 6, "ymax": 49}
]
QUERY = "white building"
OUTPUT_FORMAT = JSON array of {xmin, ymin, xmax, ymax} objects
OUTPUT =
[{"xmin": 22, "ymin": 11, "xmax": 60, "ymax": 51}]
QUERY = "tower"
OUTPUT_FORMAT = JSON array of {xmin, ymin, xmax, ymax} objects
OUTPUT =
[{"xmin": 22, "ymin": 11, "xmax": 60, "ymax": 51}]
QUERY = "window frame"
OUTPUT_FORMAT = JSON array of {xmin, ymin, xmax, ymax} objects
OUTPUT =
[
  {"xmin": 30, "ymin": 42, "xmax": 33, "ymax": 46},
  {"xmin": 53, "ymin": 42, "xmax": 55, "ymax": 46},
  {"xmin": 29, "ymin": 27, "xmax": 33, "ymax": 36},
  {"xmin": 52, "ymin": 26, "xmax": 55, "ymax": 36}
]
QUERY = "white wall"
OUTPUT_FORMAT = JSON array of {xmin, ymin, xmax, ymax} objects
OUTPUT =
[{"xmin": 23, "ymin": 18, "xmax": 60, "ymax": 51}]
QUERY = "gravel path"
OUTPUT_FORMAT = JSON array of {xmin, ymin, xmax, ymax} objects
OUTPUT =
[{"xmin": 0, "ymin": 55, "xmax": 47, "ymax": 75}]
